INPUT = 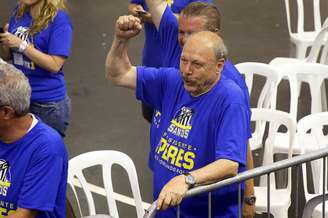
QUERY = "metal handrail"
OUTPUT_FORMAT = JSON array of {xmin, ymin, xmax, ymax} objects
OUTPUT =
[{"xmin": 143, "ymin": 147, "xmax": 328, "ymax": 218}]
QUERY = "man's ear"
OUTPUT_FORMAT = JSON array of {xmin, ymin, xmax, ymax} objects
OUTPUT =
[
  {"xmin": 216, "ymin": 58, "xmax": 225, "ymax": 74},
  {"xmin": 0, "ymin": 106, "xmax": 16, "ymax": 120}
]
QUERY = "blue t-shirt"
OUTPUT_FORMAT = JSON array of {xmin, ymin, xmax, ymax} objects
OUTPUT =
[
  {"xmin": 130, "ymin": 0, "xmax": 212, "ymax": 67},
  {"xmin": 0, "ymin": 118, "xmax": 68, "ymax": 218},
  {"xmin": 136, "ymin": 67, "xmax": 248, "ymax": 218},
  {"xmin": 8, "ymin": 9, "xmax": 73, "ymax": 102},
  {"xmin": 152, "ymin": 6, "xmax": 252, "ymax": 164}
]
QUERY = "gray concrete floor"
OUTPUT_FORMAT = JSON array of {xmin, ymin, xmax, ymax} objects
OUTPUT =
[{"xmin": 1, "ymin": 0, "xmax": 328, "ymax": 217}]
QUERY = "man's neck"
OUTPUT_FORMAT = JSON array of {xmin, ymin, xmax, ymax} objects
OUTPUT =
[{"xmin": 0, "ymin": 114, "xmax": 33, "ymax": 144}]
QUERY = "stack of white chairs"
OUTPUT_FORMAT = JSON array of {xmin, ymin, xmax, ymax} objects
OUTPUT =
[
  {"xmin": 298, "ymin": 112, "xmax": 328, "ymax": 218},
  {"xmin": 67, "ymin": 150, "xmax": 145, "ymax": 218},
  {"xmin": 236, "ymin": 62, "xmax": 280, "ymax": 150},
  {"xmin": 283, "ymin": 0, "xmax": 325, "ymax": 59},
  {"xmin": 271, "ymin": 22, "xmax": 328, "ymax": 113},
  {"xmin": 269, "ymin": 62, "xmax": 328, "ymax": 155}
]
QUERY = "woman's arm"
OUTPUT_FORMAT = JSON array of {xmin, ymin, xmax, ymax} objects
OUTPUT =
[{"xmin": 0, "ymin": 31, "xmax": 66, "ymax": 73}]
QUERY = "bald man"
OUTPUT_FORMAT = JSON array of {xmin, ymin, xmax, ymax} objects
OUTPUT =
[{"xmin": 105, "ymin": 15, "xmax": 249, "ymax": 218}]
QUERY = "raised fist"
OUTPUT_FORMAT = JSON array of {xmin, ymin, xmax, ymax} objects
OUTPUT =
[{"xmin": 115, "ymin": 15, "xmax": 142, "ymax": 41}]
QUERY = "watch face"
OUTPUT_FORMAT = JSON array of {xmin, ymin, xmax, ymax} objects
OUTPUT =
[
  {"xmin": 244, "ymin": 195, "xmax": 256, "ymax": 205},
  {"xmin": 185, "ymin": 174, "xmax": 196, "ymax": 186}
]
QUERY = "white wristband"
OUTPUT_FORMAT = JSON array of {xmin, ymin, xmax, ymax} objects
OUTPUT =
[{"xmin": 18, "ymin": 41, "xmax": 28, "ymax": 53}]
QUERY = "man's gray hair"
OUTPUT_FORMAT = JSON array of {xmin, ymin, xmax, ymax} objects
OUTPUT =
[
  {"xmin": 214, "ymin": 41, "xmax": 228, "ymax": 60},
  {"xmin": 0, "ymin": 63, "xmax": 31, "ymax": 116}
]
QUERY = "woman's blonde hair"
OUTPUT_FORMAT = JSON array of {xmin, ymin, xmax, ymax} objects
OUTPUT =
[{"xmin": 16, "ymin": 0, "xmax": 67, "ymax": 35}]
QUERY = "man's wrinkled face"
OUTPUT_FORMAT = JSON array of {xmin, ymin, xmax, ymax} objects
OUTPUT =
[
  {"xmin": 178, "ymin": 15, "xmax": 206, "ymax": 47},
  {"xmin": 180, "ymin": 37, "xmax": 223, "ymax": 96}
]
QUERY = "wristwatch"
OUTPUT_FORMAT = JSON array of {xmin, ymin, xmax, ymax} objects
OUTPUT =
[
  {"xmin": 244, "ymin": 195, "xmax": 256, "ymax": 206},
  {"xmin": 18, "ymin": 40, "xmax": 29, "ymax": 53},
  {"xmin": 184, "ymin": 172, "xmax": 196, "ymax": 189}
]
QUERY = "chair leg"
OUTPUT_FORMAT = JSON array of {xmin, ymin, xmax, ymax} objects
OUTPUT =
[
  {"xmin": 321, "ymin": 82, "xmax": 327, "ymax": 112},
  {"xmin": 295, "ymin": 44, "xmax": 309, "ymax": 59}
]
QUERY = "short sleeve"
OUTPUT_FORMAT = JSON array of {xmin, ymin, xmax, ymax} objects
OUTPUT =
[
  {"xmin": 17, "ymin": 150, "xmax": 65, "ymax": 211},
  {"xmin": 158, "ymin": 6, "xmax": 181, "ymax": 67},
  {"xmin": 215, "ymin": 103, "xmax": 248, "ymax": 167},
  {"xmin": 48, "ymin": 11, "xmax": 73, "ymax": 57},
  {"xmin": 136, "ymin": 66, "xmax": 166, "ymax": 111}
]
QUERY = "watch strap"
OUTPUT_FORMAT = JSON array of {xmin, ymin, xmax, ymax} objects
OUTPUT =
[{"xmin": 18, "ymin": 41, "xmax": 28, "ymax": 53}]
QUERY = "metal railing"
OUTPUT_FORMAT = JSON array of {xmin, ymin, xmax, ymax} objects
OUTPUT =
[{"xmin": 143, "ymin": 147, "xmax": 328, "ymax": 218}]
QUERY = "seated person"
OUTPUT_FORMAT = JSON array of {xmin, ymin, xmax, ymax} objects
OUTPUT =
[{"xmin": 0, "ymin": 63, "xmax": 68, "ymax": 218}]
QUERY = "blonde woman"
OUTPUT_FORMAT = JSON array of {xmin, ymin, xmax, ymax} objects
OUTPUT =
[{"xmin": 0, "ymin": 0, "xmax": 72, "ymax": 137}]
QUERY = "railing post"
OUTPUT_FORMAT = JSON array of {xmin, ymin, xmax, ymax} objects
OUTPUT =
[
  {"xmin": 238, "ymin": 183, "xmax": 242, "ymax": 218},
  {"xmin": 208, "ymin": 192, "xmax": 211, "ymax": 218},
  {"xmin": 176, "ymin": 204, "xmax": 180, "ymax": 218},
  {"xmin": 323, "ymin": 157, "xmax": 326, "ymax": 218},
  {"xmin": 267, "ymin": 173, "xmax": 271, "ymax": 218},
  {"xmin": 296, "ymin": 164, "xmax": 300, "ymax": 218}
]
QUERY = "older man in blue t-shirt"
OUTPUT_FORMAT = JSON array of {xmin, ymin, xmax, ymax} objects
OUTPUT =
[
  {"xmin": 128, "ymin": 0, "xmax": 212, "ymax": 123},
  {"xmin": 0, "ymin": 63, "xmax": 68, "ymax": 218},
  {"xmin": 105, "ymin": 15, "xmax": 249, "ymax": 217}
]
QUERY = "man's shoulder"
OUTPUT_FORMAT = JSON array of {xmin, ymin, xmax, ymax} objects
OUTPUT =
[
  {"xmin": 28, "ymin": 121, "xmax": 67, "ymax": 157},
  {"xmin": 215, "ymin": 76, "xmax": 245, "ymax": 103}
]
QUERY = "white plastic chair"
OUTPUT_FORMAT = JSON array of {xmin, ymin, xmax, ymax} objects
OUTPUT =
[
  {"xmin": 284, "ymin": 0, "xmax": 324, "ymax": 58},
  {"xmin": 270, "ymin": 23, "xmax": 328, "ymax": 118},
  {"xmin": 236, "ymin": 63, "xmax": 280, "ymax": 150},
  {"xmin": 298, "ymin": 112, "xmax": 328, "ymax": 218},
  {"xmin": 67, "ymin": 150, "xmax": 145, "ymax": 218},
  {"xmin": 251, "ymin": 109, "xmax": 297, "ymax": 218},
  {"xmin": 271, "ymin": 63, "xmax": 328, "ymax": 155}
]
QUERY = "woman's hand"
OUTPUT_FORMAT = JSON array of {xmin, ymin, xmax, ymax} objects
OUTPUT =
[
  {"xmin": 0, "ymin": 24, "xmax": 13, "ymax": 61},
  {"xmin": 0, "ymin": 31, "xmax": 23, "ymax": 49}
]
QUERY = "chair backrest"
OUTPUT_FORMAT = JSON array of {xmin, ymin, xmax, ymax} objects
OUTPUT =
[
  {"xmin": 298, "ymin": 113, "xmax": 328, "ymax": 199},
  {"xmin": 251, "ymin": 108, "xmax": 297, "ymax": 191},
  {"xmin": 67, "ymin": 150, "xmax": 145, "ymax": 218},
  {"xmin": 284, "ymin": 0, "xmax": 322, "ymax": 34},
  {"xmin": 236, "ymin": 62, "xmax": 280, "ymax": 109},
  {"xmin": 236, "ymin": 63, "xmax": 280, "ymax": 150},
  {"xmin": 281, "ymin": 62, "xmax": 328, "ymax": 114},
  {"xmin": 306, "ymin": 25, "xmax": 328, "ymax": 64}
]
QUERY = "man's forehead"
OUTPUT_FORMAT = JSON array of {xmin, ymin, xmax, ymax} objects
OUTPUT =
[
  {"xmin": 179, "ymin": 15, "xmax": 206, "ymax": 28},
  {"xmin": 183, "ymin": 40, "xmax": 214, "ymax": 58}
]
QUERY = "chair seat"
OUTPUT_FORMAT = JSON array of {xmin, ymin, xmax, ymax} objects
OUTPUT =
[{"xmin": 254, "ymin": 186, "xmax": 291, "ymax": 212}]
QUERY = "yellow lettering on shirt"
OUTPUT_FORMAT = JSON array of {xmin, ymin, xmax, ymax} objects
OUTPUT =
[
  {"xmin": 166, "ymin": 145, "xmax": 179, "ymax": 164},
  {"xmin": 156, "ymin": 138, "xmax": 168, "ymax": 154},
  {"xmin": 0, "ymin": 207, "xmax": 6, "ymax": 218},
  {"xmin": 183, "ymin": 152, "xmax": 195, "ymax": 170},
  {"xmin": 175, "ymin": 149, "xmax": 184, "ymax": 167},
  {"xmin": 156, "ymin": 137, "xmax": 195, "ymax": 170}
]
